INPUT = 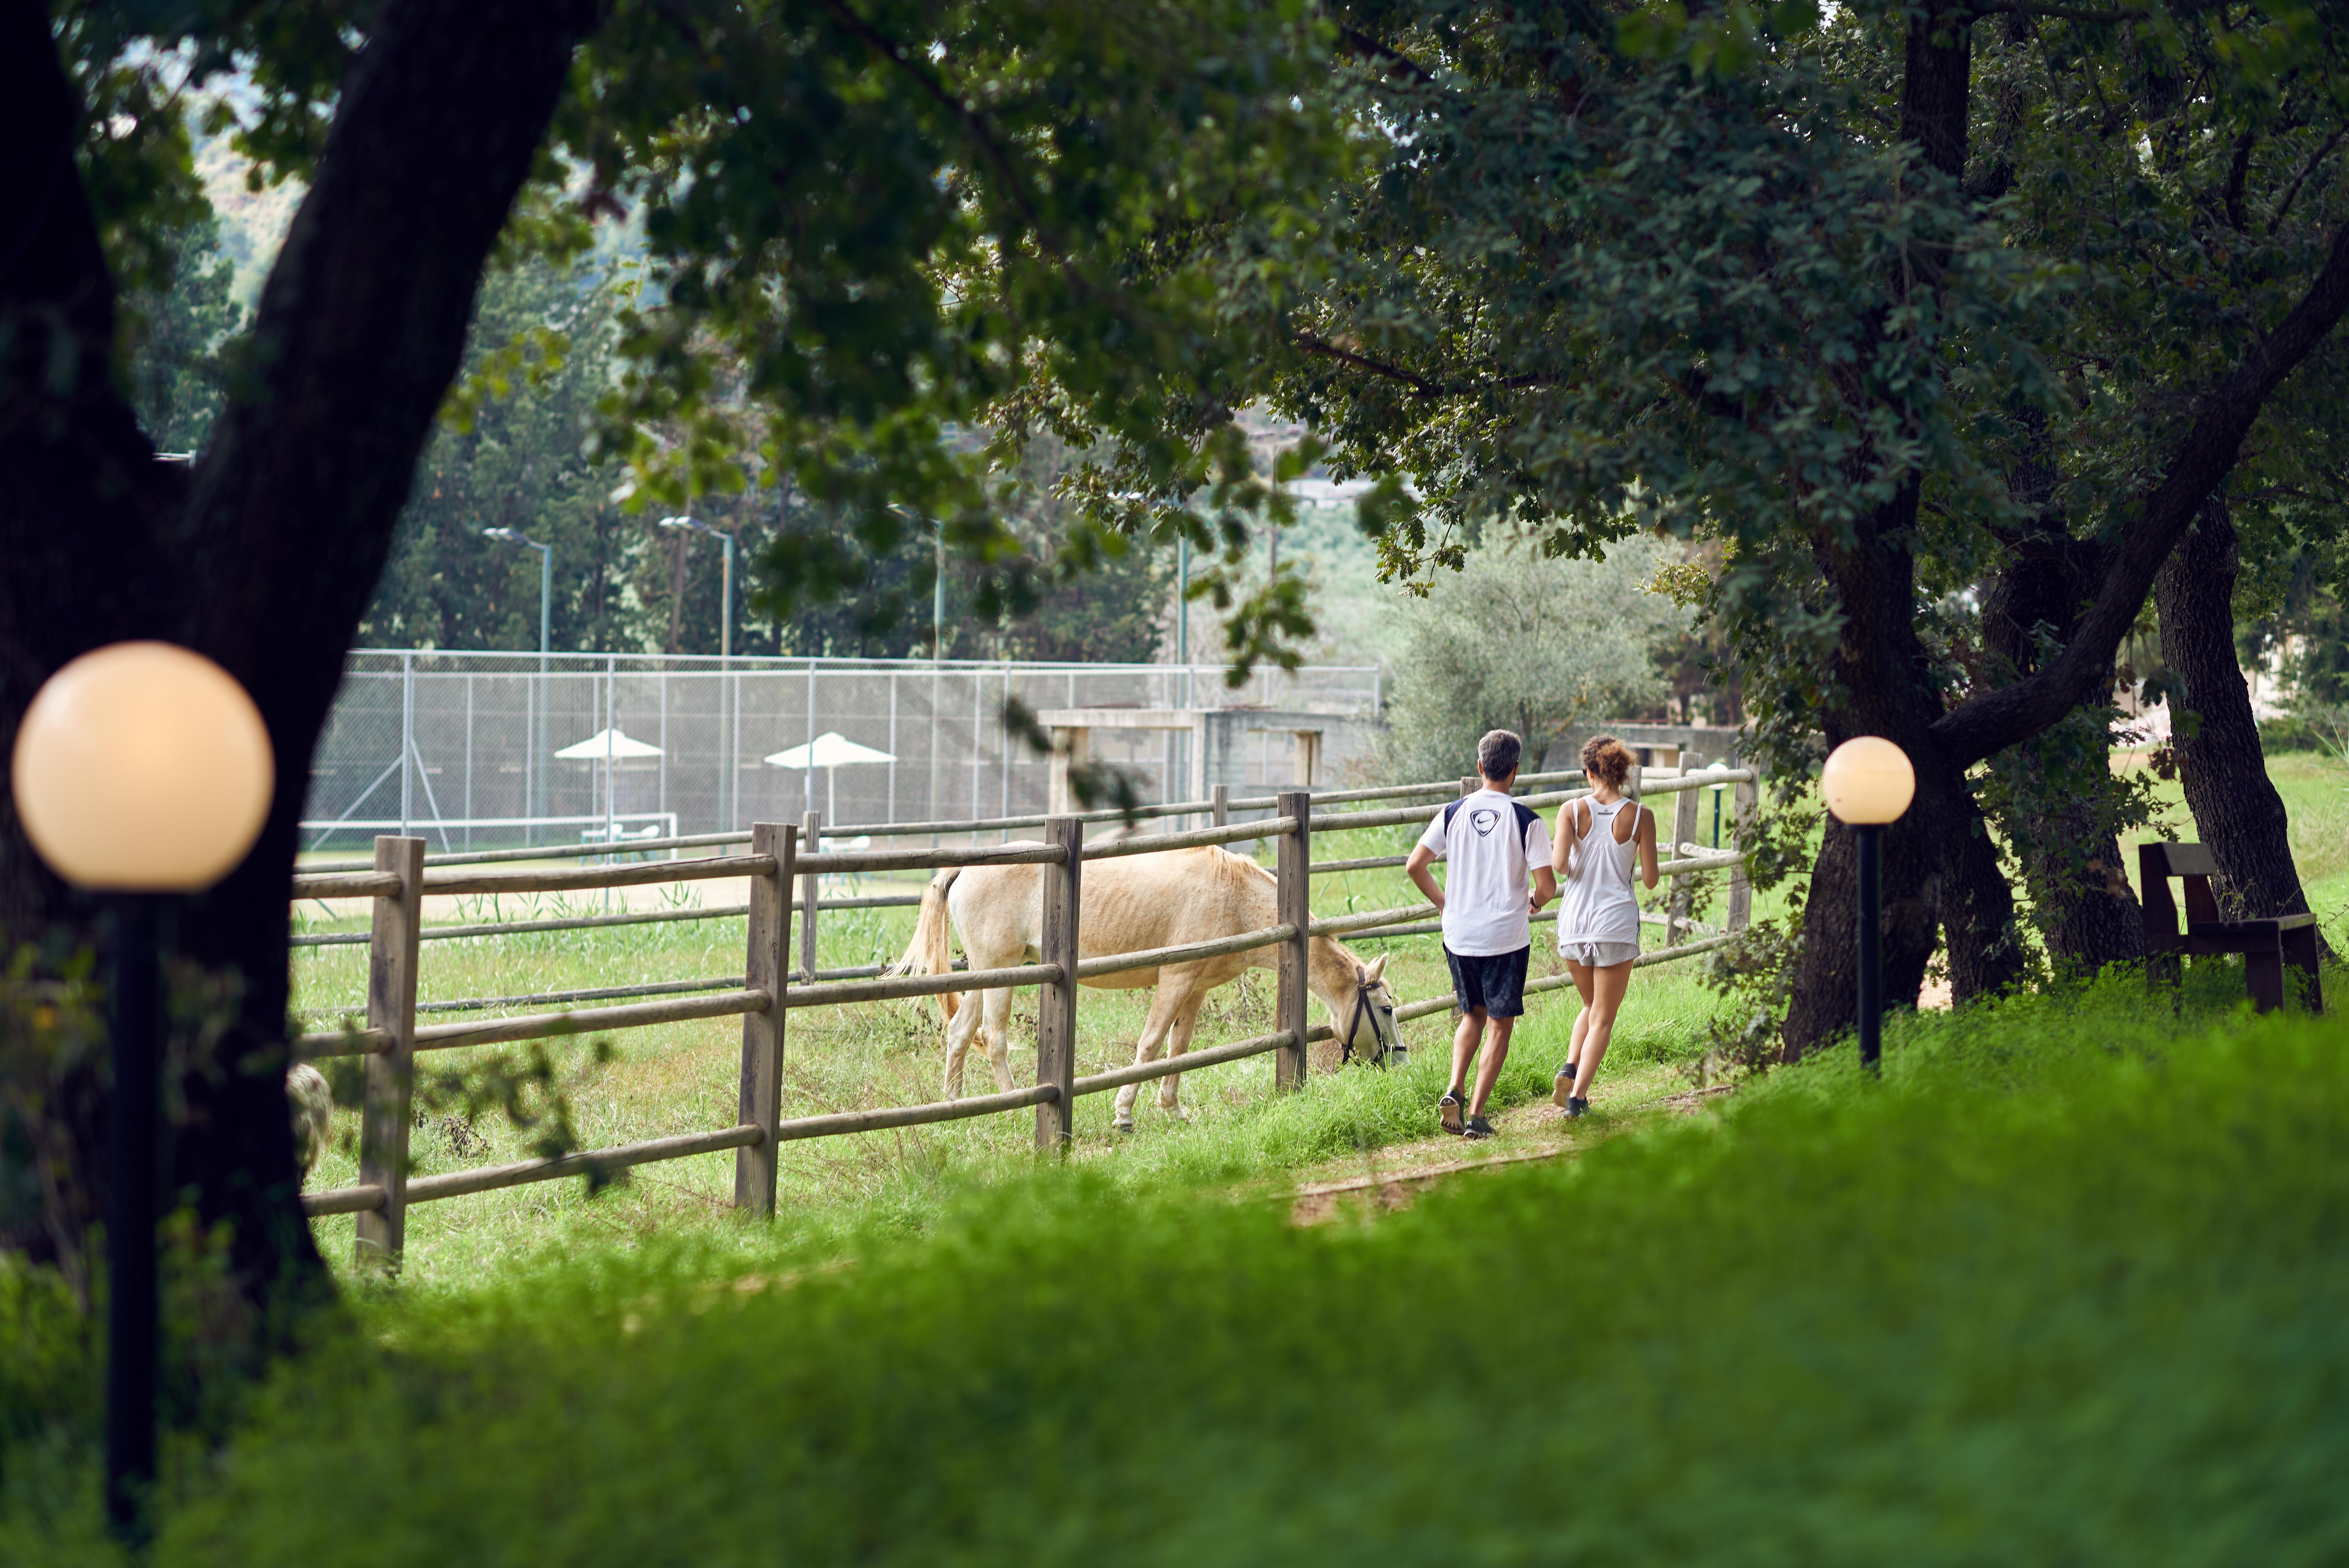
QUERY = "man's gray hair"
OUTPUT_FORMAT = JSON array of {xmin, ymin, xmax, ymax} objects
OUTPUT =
[{"xmin": 1477, "ymin": 729, "xmax": 1523, "ymax": 782}]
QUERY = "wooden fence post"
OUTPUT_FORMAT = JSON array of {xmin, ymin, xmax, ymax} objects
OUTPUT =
[
  {"xmin": 1034, "ymin": 818, "xmax": 1082, "ymax": 1151},
  {"xmin": 1459, "ymin": 775, "xmax": 1477, "ymax": 797},
  {"xmin": 355, "ymin": 835, "xmax": 424, "ymax": 1267},
  {"xmin": 1211, "ymin": 783, "xmax": 1228, "ymax": 828},
  {"xmin": 798, "ymin": 809, "xmax": 822, "ymax": 980},
  {"xmin": 1668, "ymin": 759, "xmax": 1703, "ymax": 945},
  {"xmin": 736, "ymin": 822, "xmax": 793, "ymax": 1215},
  {"xmin": 1727, "ymin": 770, "xmax": 1758, "ymax": 933},
  {"xmin": 1274, "ymin": 790, "xmax": 1311, "ymax": 1090}
]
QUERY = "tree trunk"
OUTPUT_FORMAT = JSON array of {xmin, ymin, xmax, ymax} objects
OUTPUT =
[
  {"xmin": 2155, "ymin": 495, "xmax": 2329, "ymax": 944},
  {"xmin": 0, "ymin": 0, "xmax": 602, "ymax": 1343},
  {"xmin": 1782, "ymin": 466, "xmax": 2021, "ymax": 1055},
  {"xmin": 1780, "ymin": 11, "xmax": 2026, "ymax": 1057},
  {"xmin": 1977, "ymin": 441, "xmax": 2143, "ymax": 976}
]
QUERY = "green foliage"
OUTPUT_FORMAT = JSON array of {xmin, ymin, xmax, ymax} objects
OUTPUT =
[
  {"xmin": 120, "ymin": 220, "xmax": 244, "ymax": 456},
  {"xmin": 770, "ymin": 433, "xmax": 1176, "ymax": 661},
  {"xmin": 1379, "ymin": 535, "xmax": 1688, "ymax": 782},
  {"xmin": 4, "ymin": 975, "xmax": 2329, "ymax": 1561}
]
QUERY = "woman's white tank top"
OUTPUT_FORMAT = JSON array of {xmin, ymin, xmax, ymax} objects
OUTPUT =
[{"xmin": 1556, "ymin": 795, "xmax": 1643, "ymax": 948}]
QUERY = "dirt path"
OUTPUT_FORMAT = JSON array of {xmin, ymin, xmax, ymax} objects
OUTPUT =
[{"xmin": 1285, "ymin": 1084, "xmax": 1734, "ymax": 1226}]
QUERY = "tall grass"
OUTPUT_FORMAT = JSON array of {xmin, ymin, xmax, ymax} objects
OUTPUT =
[{"xmin": 73, "ymin": 976, "xmax": 2331, "ymax": 1564}]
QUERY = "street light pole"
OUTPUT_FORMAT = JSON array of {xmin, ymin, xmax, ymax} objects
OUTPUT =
[
  {"xmin": 11, "ymin": 643, "xmax": 274, "ymax": 1546},
  {"xmin": 661, "ymin": 516, "xmax": 740, "ymax": 829},
  {"xmin": 1855, "ymin": 823, "xmax": 1882, "ymax": 1069},
  {"xmin": 1821, "ymin": 736, "xmax": 1916, "ymax": 1076},
  {"xmin": 483, "ymin": 528, "xmax": 554, "ymax": 836},
  {"xmin": 656, "ymin": 515, "xmax": 734, "ymax": 659}
]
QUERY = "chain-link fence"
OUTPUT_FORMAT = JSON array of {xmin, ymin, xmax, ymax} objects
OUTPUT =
[{"xmin": 301, "ymin": 651, "xmax": 1384, "ymax": 854}]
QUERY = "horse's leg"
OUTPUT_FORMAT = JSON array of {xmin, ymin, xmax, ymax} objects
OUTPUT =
[
  {"xmin": 1157, "ymin": 987, "xmax": 1210, "ymax": 1119},
  {"xmin": 941, "ymin": 989, "xmax": 984, "ymax": 1099},
  {"xmin": 981, "ymin": 982, "xmax": 1018, "ymax": 1093},
  {"xmin": 1112, "ymin": 984, "xmax": 1187, "ymax": 1132}
]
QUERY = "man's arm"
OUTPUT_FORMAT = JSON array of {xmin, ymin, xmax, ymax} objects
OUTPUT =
[
  {"xmin": 1530, "ymin": 864, "xmax": 1558, "ymax": 914},
  {"xmin": 1405, "ymin": 843, "xmax": 1445, "ymax": 911}
]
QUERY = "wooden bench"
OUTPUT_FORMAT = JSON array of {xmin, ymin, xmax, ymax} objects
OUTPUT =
[{"xmin": 2139, "ymin": 842, "xmax": 2322, "ymax": 1013}]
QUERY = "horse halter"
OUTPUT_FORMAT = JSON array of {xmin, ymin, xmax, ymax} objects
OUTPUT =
[{"xmin": 1340, "ymin": 975, "xmax": 1403, "ymax": 1067}]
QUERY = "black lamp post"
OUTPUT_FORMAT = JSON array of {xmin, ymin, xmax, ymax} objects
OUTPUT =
[
  {"xmin": 1821, "ymin": 736, "xmax": 1916, "ymax": 1073},
  {"xmin": 11, "ymin": 642, "xmax": 274, "ymax": 1542}
]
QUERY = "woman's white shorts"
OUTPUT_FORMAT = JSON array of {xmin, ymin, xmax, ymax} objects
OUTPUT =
[{"xmin": 1559, "ymin": 940, "xmax": 1640, "ymax": 968}]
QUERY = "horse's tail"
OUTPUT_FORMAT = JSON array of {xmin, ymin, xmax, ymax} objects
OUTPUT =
[{"xmin": 886, "ymin": 866, "xmax": 964, "ymax": 1022}]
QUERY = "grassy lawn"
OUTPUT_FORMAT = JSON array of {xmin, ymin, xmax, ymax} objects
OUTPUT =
[
  {"xmin": 290, "ymin": 816, "xmax": 1757, "ymax": 1292},
  {"xmin": 12, "ymin": 965, "xmax": 2342, "ymax": 1564}
]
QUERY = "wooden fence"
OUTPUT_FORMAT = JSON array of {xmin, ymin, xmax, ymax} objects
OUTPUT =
[{"xmin": 293, "ymin": 764, "xmax": 1761, "ymax": 1263}]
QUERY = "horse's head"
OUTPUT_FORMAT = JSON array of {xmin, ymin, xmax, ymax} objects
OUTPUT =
[{"xmin": 1335, "ymin": 953, "xmax": 1404, "ymax": 1067}]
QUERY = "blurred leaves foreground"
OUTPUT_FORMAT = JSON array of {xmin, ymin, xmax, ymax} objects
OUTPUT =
[{"xmin": 7, "ymin": 970, "xmax": 2346, "ymax": 1563}]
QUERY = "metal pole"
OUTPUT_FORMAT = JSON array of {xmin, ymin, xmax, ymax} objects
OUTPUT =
[
  {"xmin": 1176, "ymin": 534, "xmax": 1189, "ymax": 667},
  {"xmin": 719, "ymin": 533, "xmax": 734, "ymax": 663},
  {"xmin": 720, "ymin": 535, "xmax": 735, "ymax": 834},
  {"xmin": 1857, "ymin": 823, "xmax": 1882, "ymax": 1073},
  {"xmin": 399, "ymin": 649, "xmax": 413, "ymax": 839},
  {"xmin": 104, "ymin": 895, "xmax": 159, "ymax": 1543}
]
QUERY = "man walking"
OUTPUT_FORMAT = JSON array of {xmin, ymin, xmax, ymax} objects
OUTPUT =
[{"xmin": 1404, "ymin": 730, "xmax": 1556, "ymax": 1139}]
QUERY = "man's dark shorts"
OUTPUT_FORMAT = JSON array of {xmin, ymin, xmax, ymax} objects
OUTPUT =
[{"xmin": 1444, "ymin": 945, "xmax": 1529, "ymax": 1018}]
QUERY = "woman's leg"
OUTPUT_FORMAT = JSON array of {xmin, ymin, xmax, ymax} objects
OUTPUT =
[
  {"xmin": 1568, "ymin": 960, "xmax": 1635, "ymax": 1100},
  {"xmin": 1555, "ymin": 960, "xmax": 1596, "ymax": 1100}
]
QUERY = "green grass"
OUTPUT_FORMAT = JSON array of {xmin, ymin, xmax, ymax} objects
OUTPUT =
[
  {"xmin": 11, "ymin": 969, "xmax": 2342, "ymax": 1564},
  {"xmin": 289, "ymin": 825, "xmax": 1746, "ymax": 1292},
  {"xmin": 2124, "ymin": 749, "xmax": 2349, "ymax": 942}
]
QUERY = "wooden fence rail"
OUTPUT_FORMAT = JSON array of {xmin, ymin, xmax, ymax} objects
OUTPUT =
[{"xmin": 295, "ymin": 761, "xmax": 1763, "ymax": 1249}]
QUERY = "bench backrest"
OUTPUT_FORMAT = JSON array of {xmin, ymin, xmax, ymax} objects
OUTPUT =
[{"xmin": 2139, "ymin": 841, "xmax": 2221, "ymax": 948}]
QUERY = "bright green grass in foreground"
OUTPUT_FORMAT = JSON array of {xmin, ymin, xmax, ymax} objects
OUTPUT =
[{"xmin": 12, "ymin": 970, "xmax": 2343, "ymax": 1564}]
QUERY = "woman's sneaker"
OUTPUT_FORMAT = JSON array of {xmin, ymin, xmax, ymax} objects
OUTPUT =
[
  {"xmin": 1439, "ymin": 1091, "xmax": 1466, "ymax": 1136},
  {"xmin": 1551, "ymin": 1066, "xmax": 1579, "ymax": 1108},
  {"xmin": 1464, "ymin": 1115, "xmax": 1496, "ymax": 1141},
  {"xmin": 1564, "ymin": 1097, "xmax": 1590, "ymax": 1120}
]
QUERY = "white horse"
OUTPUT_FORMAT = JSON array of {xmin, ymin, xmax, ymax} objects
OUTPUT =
[{"xmin": 888, "ymin": 844, "xmax": 1402, "ymax": 1129}]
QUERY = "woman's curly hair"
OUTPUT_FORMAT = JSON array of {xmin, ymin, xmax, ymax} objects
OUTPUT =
[{"xmin": 1581, "ymin": 734, "xmax": 1634, "ymax": 789}]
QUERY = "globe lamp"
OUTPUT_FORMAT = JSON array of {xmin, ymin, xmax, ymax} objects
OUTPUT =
[
  {"xmin": 12, "ymin": 641, "xmax": 273, "ymax": 891},
  {"xmin": 1821, "ymin": 735, "xmax": 1915, "ymax": 826},
  {"xmin": 1820, "ymin": 736, "xmax": 1913, "ymax": 1076},
  {"xmin": 10, "ymin": 642, "xmax": 272, "ymax": 1543}
]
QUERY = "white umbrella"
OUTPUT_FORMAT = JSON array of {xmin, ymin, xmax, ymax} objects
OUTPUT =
[
  {"xmin": 764, "ymin": 731, "xmax": 896, "ymax": 824},
  {"xmin": 554, "ymin": 727, "xmax": 665, "ymax": 760}
]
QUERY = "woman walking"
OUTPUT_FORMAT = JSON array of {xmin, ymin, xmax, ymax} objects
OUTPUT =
[{"xmin": 1549, "ymin": 735, "xmax": 1659, "ymax": 1117}]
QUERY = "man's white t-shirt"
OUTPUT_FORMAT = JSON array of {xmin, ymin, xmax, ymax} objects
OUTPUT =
[{"xmin": 1416, "ymin": 789, "xmax": 1552, "ymax": 956}]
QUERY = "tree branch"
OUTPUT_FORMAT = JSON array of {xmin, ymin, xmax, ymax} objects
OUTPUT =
[
  {"xmin": 2269, "ymin": 124, "xmax": 2347, "ymax": 237},
  {"xmin": 1930, "ymin": 217, "xmax": 2349, "ymax": 766},
  {"xmin": 1967, "ymin": 0, "xmax": 2138, "ymax": 23},
  {"xmin": 1293, "ymin": 331, "xmax": 1565, "ymax": 398},
  {"xmin": 1335, "ymin": 24, "xmax": 1438, "ymax": 86}
]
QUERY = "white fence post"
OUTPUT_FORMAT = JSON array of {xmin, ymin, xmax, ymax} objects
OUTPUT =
[
  {"xmin": 1034, "ymin": 818, "xmax": 1081, "ymax": 1151},
  {"xmin": 1275, "ymin": 790, "xmax": 1311, "ymax": 1090},
  {"xmin": 736, "ymin": 822, "xmax": 792, "ymax": 1214},
  {"xmin": 355, "ymin": 835, "xmax": 424, "ymax": 1267}
]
